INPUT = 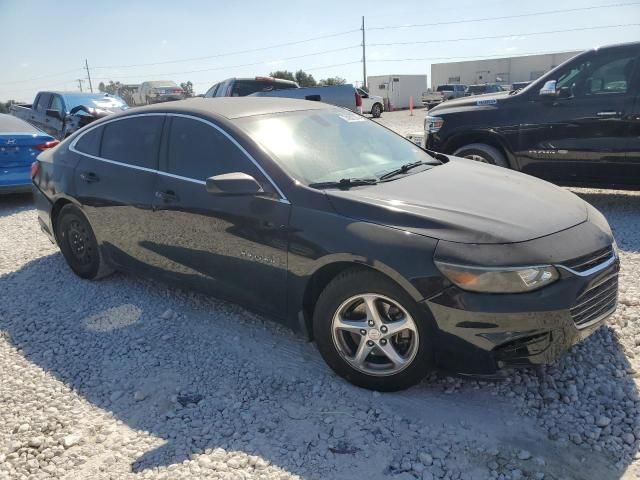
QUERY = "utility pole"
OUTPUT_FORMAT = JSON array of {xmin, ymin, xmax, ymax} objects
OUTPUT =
[
  {"xmin": 361, "ymin": 16, "xmax": 367, "ymax": 90},
  {"xmin": 84, "ymin": 59, "xmax": 94, "ymax": 93},
  {"xmin": 76, "ymin": 79, "xmax": 84, "ymax": 92}
]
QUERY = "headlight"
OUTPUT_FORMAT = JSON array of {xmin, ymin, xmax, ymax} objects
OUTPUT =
[
  {"xmin": 425, "ymin": 115, "xmax": 444, "ymax": 133},
  {"xmin": 435, "ymin": 261, "xmax": 559, "ymax": 293}
]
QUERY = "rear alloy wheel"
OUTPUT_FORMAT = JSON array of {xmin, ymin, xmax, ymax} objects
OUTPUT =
[
  {"xmin": 453, "ymin": 143, "xmax": 509, "ymax": 167},
  {"xmin": 55, "ymin": 205, "xmax": 113, "ymax": 280},
  {"xmin": 313, "ymin": 269, "xmax": 433, "ymax": 391},
  {"xmin": 371, "ymin": 103, "xmax": 382, "ymax": 118}
]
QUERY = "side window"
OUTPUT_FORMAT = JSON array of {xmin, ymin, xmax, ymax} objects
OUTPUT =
[
  {"xmin": 166, "ymin": 117, "xmax": 259, "ymax": 181},
  {"xmin": 35, "ymin": 93, "xmax": 51, "ymax": 112},
  {"xmin": 556, "ymin": 52, "xmax": 637, "ymax": 98},
  {"xmin": 587, "ymin": 57, "xmax": 635, "ymax": 94},
  {"xmin": 74, "ymin": 126, "xmax": 103, "ymax": 156},
  {"xmin": 50, "ymin": 95, "xmax": 63, "ymax": 112},
  {"xmin": 101, "ymin": 116, "xmax": 164, "ymax": 169},
  {"xmin": 205, "ymin": 84, "xmax": 218, "ymax": 97}
]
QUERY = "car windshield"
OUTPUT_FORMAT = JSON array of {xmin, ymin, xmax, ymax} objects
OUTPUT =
[
  {"xmin": 466, "ymin": 85, "xmax": 486, "ymax": 94},
  {"xmin": 64, "ymin": 94, "xmax": 129, "ymax": 112},
  {"xmin": 237, "ymin": 110, "xmax": 438, "ymax": 185},
  {"xmin": 148, "ymin": 81, "xmax": 177, "ymax": 88}
]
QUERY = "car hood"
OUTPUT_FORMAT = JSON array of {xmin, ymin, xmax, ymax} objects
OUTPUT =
[
  {"xmin": 325, "ymin": 157, "xmax": 588, "ymax": 244},
  {"xmin": 430, "ymin": 91, "xmax": 511, "ymax": 113}
]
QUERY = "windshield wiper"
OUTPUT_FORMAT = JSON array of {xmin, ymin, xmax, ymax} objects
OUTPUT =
[
  {"xmin": 308, "ymin": 178, "xmax": 378, "ymax": 189},
  {"xmin": 379, "ymin": 161, "xmax": 430, "ymax": 181}
]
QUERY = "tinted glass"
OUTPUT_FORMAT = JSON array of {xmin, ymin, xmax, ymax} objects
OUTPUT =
[
  {"xmin": 50, "ymin": 95, "xmax": 63, "ymax": 112},
  {"xmin": 555, "ymin": 52, "xmax": 636, "ymax": 97},
  {"xmin": 238, "ymin": 110, "xmax": 437, "ymax": 185},
  {"xmin": 75, "ymin": 126, "xmax": 103, "ymax": 156},
  {"xmin": 231, "ymin": 80, "xmax": 297, "ymax": 96},
  {"xmin": 101, "ymin": 116, "xmax": 163, "ymax": 169},
  {"xmin": 167, "ymin": 117, "xmax": 255, "ymax": 180},
  {"xmin": 35, "ymin": 93, "xmax": 51, "ymax": 111}
]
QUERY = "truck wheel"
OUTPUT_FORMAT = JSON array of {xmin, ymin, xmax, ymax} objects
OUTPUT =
[
  {"xmin": 453, "ymin": 143, "xmax": 509, "ymax": 168},
  {"xmin": 371, "ymin": 103, "xmax": 382, "ymax": 118}
]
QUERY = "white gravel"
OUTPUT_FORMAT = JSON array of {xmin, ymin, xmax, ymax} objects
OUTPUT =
[{"xmin": 1, "ymin": 112, "xmax": 639, "ymax": 479}]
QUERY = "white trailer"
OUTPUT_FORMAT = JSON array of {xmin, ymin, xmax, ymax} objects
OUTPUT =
[{"xmin": 367, "ymin": 74, "xmax": 427, "ymax": 110}]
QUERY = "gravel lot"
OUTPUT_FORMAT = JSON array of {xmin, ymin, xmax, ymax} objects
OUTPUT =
[{"xmin": 1, "ymin": 109, "xmax": 639, "ymax": 479}]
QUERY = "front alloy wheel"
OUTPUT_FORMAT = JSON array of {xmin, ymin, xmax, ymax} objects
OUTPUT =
[
  {"xmin": 313, "ymin": 269, "xmax": 433, "ymax": 391},
  {"xmin": 332, "ymin": 294, "xmax": 419, "ymax": 376}
]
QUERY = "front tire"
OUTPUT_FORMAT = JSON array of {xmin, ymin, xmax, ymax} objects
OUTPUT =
[
  {"xmin": 371, "ymin": 103, "xmax": 382, "ymax": 118},
  {"xmin": 453, "ymin": 143, "xmax": 509, "ymax": 167},
  {"xmin": 55, "ymin": 205, "xmax": 113, "ymax": 280},
  {"xmin": 313, "ymin": 269, "xmax": 433, "ymax": 391}
]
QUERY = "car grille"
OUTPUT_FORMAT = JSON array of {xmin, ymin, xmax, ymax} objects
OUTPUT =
[
  {"xmin": 563, "ymin": 245, "xmax": 614, "ymax": 272},
  {"xmin": 570, "ymin": 273, "xmax": 618, "ymax": 328}
]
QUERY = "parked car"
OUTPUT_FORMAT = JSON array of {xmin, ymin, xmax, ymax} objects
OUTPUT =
[
  {"xmin": 131, "ymin": 81, "xmax": 184, "ymax": 105},
  {"xmin": 423, "ymin": 41, "xmax": 640, "ymax": 188},
  {"xmin": 421, "ymin": 85, "xmax": 466, "ymax": 108},
  {"xmin": 205, "ymin": 77, "xmax": 299, "ymax": 97},
  {"xmin": 464, "ymin": 83, "xmax": 506, "ymax": 96},
  {"xmin": 356, "ymin": 88, "xmax": 384, "ymax": 118},
  {"xmin": 33, "ymin": 97, "xmax": 619, "ymax": 391},
  {"xmin": 254, "ymin": 84, "xmax": 362, "ymax": 113},
  {"xmin": 206, "ymin": 76, "xmax": 362, "ymax": 113},
  {"xmin": 421, "ymin": 89, "xmax": 443, "ymax": 108},
  {"xmin": 0, "ymin": 114, "xmax": 58, "ymax": 194},
  {"xmin": 10, "ymin": 92, "xmax": 129, "ymax": 139},
  {"xmin": 511, "ymin": 81, "xmax": 531, "ymax": 90}
]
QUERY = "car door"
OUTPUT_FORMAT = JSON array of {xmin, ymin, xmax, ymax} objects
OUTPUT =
[
  {"xmin": 148, "ymin": 114, "xmax": 290, "ymax": 317},
  {"xmin": 517, "ymin": 46, "xmax": 639, "ymax": 185},
  {"xmin": 43, "ymin": 94, "xmax": 65, "ymax": 139},
  {"xmin": 31, "ymin": 92, "xmax": 51, "ymax": 131},
  {"xmin": 72, "ymin": 114, "xmax": 165, "ymax": 273}
]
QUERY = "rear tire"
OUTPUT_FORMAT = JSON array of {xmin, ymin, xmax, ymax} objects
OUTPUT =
[
  {"xmin": 55, "ymin": 204, "xmax": 113, "ymax": 280},
  {"xmin": 371, "ymin": 103, "xmax": 382, "ymax": 118},
  {"xmin": 313, "ymin": 268, "xmax": 434, "ymax": 391},
  {"xmin": 453, "ymin": 143, "xmax": 509, "ymax": 167}
]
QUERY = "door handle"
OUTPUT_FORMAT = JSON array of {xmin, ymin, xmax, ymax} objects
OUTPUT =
[
  {"xmin": 596, "ymin": 111, "xmax": 620, "ymax": 117},
  {"xmin": 79, "ymin": 172, "xmax": 99, "ymax": 183},
  {"xmin": 155, "ymin": 190, "xmax": 179, "ymax": 202}
]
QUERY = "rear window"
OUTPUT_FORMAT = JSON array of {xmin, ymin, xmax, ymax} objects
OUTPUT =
[
  {"xmin": 467, "ymin": 85, "xmax": 486, "ymax": 94},
  {"xmin": 74, "ymin": 126, "xmax": 103, "ymax": 156},
  {"xmin": 436, "ymin": 85, "xmax": 454, "ymax": 92},
  {"xmin": 0, "ymin": 114, "xmax": 39, "ymax": 133},
  {"xmin": 231, "ymin": 80, "xmax": 297, "ymax": 97},
  {"xmin": 100, "ymin": 116, "xmax": 164, "ymax": 169}
]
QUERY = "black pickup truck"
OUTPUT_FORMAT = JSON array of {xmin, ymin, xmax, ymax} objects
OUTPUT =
[
  {"xmin": 11, "ymin": 91, "xmax": 129, "ymax": 140},
  {"xmin": 423, "ymin": 41, "xmax": 640, "ymax": 189}
]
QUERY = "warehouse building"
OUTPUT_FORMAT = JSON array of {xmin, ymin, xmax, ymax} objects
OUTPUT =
[
  {"xmin": 430, "ymin": 50, "xmax": 582, "ymax": 89},
  {"xmin": 367, "ymin": 74, "xmax": 427, "ymax": 110}
]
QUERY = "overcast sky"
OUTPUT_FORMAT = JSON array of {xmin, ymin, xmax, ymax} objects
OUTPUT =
[{"xmin": 1, "ymin": 0, "xmax": 638, "ymax": 101}]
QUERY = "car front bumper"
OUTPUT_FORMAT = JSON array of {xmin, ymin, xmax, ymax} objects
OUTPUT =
[{"xmin": 424, "ymin": 255, "xmax": 619, "ymax": 375}]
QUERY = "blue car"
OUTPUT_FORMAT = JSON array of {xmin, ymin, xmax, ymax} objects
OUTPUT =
[{"xmin": 0, "ymin": 114, "xmax": 58, "ymax": 194}]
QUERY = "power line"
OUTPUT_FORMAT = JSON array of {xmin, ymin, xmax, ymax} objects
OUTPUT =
[
  {"xmin": 368, "ymin": 2, "xmax": 640, "ymax": 30},
  {"xmin": 91, "ymin": 46, "xmax": 362, "ymax": 80},
  {"xmin": 369, "ymin": 23, "xmax": 640, "ymax": 47},
  {"xmin": 367, "ymin": 49, "xmax": 582, "ymax": 63},
  {"xmin": 93, "ymin": 29, "xmax": 360, "ymax": 70},
  {"xmin": 0, "ymin": 68, "xmax": 84, "ymax": 85}
]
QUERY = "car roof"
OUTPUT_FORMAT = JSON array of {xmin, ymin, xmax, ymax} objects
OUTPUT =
[
  {"xmin": 118, "ymin": 97, "xmax": 333, "ymax": 120},
  {"xmin": 0, "ymin": 113, "xmax": 45, "ymax": 134}
]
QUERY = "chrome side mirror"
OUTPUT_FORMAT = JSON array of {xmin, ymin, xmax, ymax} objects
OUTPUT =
[{"xmin": 539, "ymin": 80, "xmax": 557, "ymax": 97}]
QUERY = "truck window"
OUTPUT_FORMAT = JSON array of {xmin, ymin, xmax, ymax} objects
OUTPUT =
[
  {"xmin": 35, "ymin": 93, "xmax": 51, "ymax": 112},
  {"xmin": 50, "ymin": 95, "xmax": 63, "ymax": 113},
  {"xmin": 231, "ymin": 80, "xmax": 296, "ymax": 97},
  {"xmin": 556, "ymin": 52, "xmax": 637, "ymax": 97}
]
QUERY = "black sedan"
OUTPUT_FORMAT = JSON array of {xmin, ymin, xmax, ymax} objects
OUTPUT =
[{"xmin": 32, "ymin": 98, "xmax": 619, "ymax": 391}]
